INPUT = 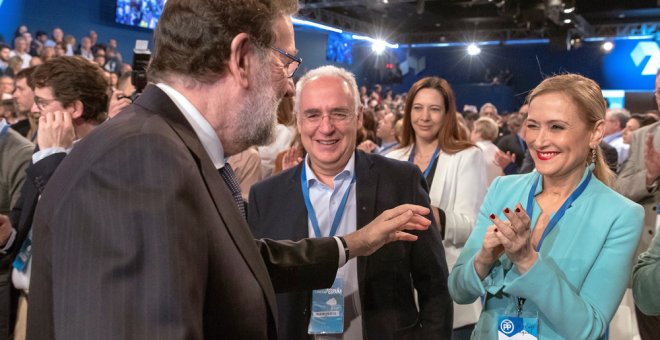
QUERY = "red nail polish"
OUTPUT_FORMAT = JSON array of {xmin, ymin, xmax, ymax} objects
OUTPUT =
[
  {"xmin": 515, "ymin": 207, "xmax": 521, "ymax": 213},
  {"xmin": 494, "ymin": 228, "xmax": 498, "ymax": 232},
  {"xmin": 504, "ymin": 208, "xmax": 510, "ymax": 214},
  {"xmin": 489, "ymin": 213, "xmax": 496, "ymax": 220}
]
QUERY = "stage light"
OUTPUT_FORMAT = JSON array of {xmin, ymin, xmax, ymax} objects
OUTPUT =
[
  {"xmin": 563, "ymin": 18, "xmax": 572, "ymax": 24},
  {"xmin": 467, "ymin": 43, "xmax": 481, "ymax": 56},
  {"xmin": 372, "ymin": 40, "xmax": 387, "ymax": 54},
  {"xmin": 601, "ymin": 41, "xmax": 614, "ymax": 52}
]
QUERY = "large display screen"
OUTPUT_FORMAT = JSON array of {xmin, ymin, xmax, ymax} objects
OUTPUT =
[
  {"xmin": 326, "ymin": 32, "xmax": 353, "ymax": 65},
  {"xmin": 115, "ymin": 0, "xmax": 166, "ymax": 29}
]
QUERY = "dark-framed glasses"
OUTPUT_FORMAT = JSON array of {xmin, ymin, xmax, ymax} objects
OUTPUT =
[
  {"xmin": 34, "ymin": 96, "xmax": 58, "ymax": 111},
  {"xmin": 270, "ymin": 47, "xmax": 302, "ymax": 78}
]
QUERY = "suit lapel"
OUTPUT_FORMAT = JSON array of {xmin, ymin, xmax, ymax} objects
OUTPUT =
[
  {"xmin": 286, "ymin": 164, "xmax": 310, "ymax": 240},
  {"xmin": 354, "ymin": 151, "xmax": 376, "ymax": 300},
  {"xmin": 133, "ymin": 85, "xmax": 278, "ymax": 320}
]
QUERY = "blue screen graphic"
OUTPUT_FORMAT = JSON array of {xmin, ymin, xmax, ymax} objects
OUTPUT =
[
  {"xmin": 326, "ymin": 32, "xmax": 353, "ymax": 65},
  {"xmin": 602, "ymin": 39, "xmax": 659, "ymax": 91},
  {"xmin": 115, "ymin": 0, "xmax": 166, "ymax": 30}
]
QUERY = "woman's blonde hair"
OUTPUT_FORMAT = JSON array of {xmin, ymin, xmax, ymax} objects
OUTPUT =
[
  {"xmin": 526, "ymin": 74, "xmax": 615, "ymax": 188},
  {"xmin": 474, "ymin": 117, "xmax": 499, "ymax": 141}
]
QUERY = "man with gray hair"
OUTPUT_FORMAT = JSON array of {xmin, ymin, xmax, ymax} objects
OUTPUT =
[
  {"xmin": 26, "ymin": 1, "xmax": 433, "ymax": 339},
  {"xmin": 249, "ymin": 65, "xmax": 452, "ymax": 339},
  {"xmin": 604, "ymin": 108, "xmax": 631, "ymax": 167}
]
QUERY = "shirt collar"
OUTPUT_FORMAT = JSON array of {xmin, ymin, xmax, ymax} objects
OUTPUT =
[
  {"xmin": 603, "ymin": 131, "xmax": 623, "ymax": 143},
  {"xmin": 0, "ymin": 118, "xmax": 6, "ymax": 131},
  {"xmin": 156, "ymin": 83, "xmax": 226, "ymax": 169},
  {"xmin": 304, "ymin": 152, "xmax": 356, "ymax": 187}
]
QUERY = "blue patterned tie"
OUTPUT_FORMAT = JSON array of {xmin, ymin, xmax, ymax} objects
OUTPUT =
[{"xmin": 218, "ymin": 163, "xmax": 246, "ymax": 220}]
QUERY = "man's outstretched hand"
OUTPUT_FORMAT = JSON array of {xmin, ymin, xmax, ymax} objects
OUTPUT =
[{"xmin": 344, "ymin": 204, "xmax": 431, "ymax": 258}]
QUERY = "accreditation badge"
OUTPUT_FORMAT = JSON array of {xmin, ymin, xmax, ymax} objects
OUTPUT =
[
  {"xmin": 497, "ymin": 315, "xmax": 539, "ymax": 340},
  {"xmin": 308, "ymin": 277, "xmax": 344, "ymax": 335}
]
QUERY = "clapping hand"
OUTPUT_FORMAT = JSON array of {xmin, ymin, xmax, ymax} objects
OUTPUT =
[{"xmin": 490, "ymin": 203, "xmax": 537, "ymax": 273}]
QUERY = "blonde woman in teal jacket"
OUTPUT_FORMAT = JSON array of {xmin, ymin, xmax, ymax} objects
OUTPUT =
[{"xmin": 448, "ymin": 74, "xmax": 644, "ymax": 339}]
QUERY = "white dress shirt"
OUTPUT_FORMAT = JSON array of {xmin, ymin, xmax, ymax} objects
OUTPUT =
[{"xmin": 304, "ymin": 153, "xmax": 362, "ymax": 340}]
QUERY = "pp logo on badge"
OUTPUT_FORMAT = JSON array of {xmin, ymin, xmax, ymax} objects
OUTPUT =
[{"xmin": 500, "ymin": 319, "xmax": 515, "ymax": 335}]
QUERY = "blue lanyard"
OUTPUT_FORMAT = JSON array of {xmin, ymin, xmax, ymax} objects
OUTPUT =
[
  {"xmin": 408, "ymin": 146, "xmax": 440, "ymax": 178},
  {"xmin": 301, "ymin": 162, "xmax": 355, "ymax": 238},
  {"xmin": 526, "ymin": 170, "xmax": 592, "ymax": 251},
  {"xmin": 379, "ymin": 142, "xmax": 397, "ymax": 154}
]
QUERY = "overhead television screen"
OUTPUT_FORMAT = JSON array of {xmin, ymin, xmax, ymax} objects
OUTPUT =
[
  {"xmin": 115, "ymin": 0, "xmax": 166, "ymax": 29},
  {"xmin": 326, "ymin": 32, "xmax": 353, "ymax": 65}
]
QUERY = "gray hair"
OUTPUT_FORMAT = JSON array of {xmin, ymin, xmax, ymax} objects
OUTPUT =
[
  {"xmin": 607, "ymin": 108, "xmax": 631, "ymax": 129},
  {"xmin": 479, "ymin": 102, "xmax": 498, "ymax": 115},
  {"xmin": 294, "ymin": 65, "xmax": 361, "ymax": 115}
]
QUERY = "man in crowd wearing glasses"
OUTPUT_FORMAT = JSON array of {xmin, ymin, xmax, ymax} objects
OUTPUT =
[
  {"xmin": 248, "ymin": 65, "xmax": 452, "ymax": 339},
  {"xmin": 26, "ymin": 1, "xmax": 433, "ymax": 339},
  {"xmin": 0, "ymin": 56, "xmax": 108, "ymax": 340}
]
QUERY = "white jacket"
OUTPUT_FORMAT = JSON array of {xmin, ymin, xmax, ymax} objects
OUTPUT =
[{"xmin": 387, "ymin": 144, "xmax": 487, "ymax": 328}]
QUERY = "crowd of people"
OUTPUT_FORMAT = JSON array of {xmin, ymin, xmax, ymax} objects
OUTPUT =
[{"xmin": 1, "ymin": 0, "xmax": 660, "ymax": 339}]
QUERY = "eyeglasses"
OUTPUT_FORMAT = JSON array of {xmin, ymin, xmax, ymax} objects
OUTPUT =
[
  {"xmin": 34, "ymin": 96, "xmax": 58, "ymax": 111},
  {"xmin": 270, "ymin": 47, "xmax": 302, "ymax": 78},
  {"xmin": 300, "ymin": 111, "xmax": 354, "ymax": 125}
]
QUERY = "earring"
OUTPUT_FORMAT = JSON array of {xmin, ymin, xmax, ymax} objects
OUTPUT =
[{"xmin": 591, "ymin": 147, "xmax": 597, "ymax": 164}]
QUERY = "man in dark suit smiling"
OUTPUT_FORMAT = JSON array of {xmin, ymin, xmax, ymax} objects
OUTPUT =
[{"xmin": 249, "ymin": 65, "xmax": 452, "ymax": 340}]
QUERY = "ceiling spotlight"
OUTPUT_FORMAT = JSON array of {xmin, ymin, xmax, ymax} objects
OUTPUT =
[
  {"xmin": 467, "ymin": 44, "xmax": 481, "ymax": 56},
  {"xmin": 563, "ymin": 7, "xmax": 575, "ymax": 14},
  {"xmin": 601, "ymin": 41, "xmax": 614, "ymax": 52},
  {"xmin": 383, "ymin": 0, "xmax": 388, "ymax": 3},
  {"xmin": 371, "ymin": 40, "xmax": 387, "ymax": 55},
  {"xmin": 563, "ymin": 18, "xmax": 572, "ymax": 24}
]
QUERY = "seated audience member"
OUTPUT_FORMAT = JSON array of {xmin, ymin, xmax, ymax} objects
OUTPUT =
[
  {"xmin": 387, "ymin": 76, "xmax": 486, "ymax": 337},
  {"xmin": 479, "ymin": 102, "xmax": 499, "ymax": 123},
  {"xmin": 28, "ymin": 57, "xmax": 42, "ymax": 67},
  {"xmin": 249, "ymin": 65, "xmax": 452, "ymax": 339},
  {"xmin": 11, "ymin": 67, "xmax": 37, "ymax": 140},
  {"xmin": 77, "ymin": 36, "xmax": 94, "ymax": 61},
  {"xmin": 357, "ymin": 111, "xmax": 399, "ymax": 155},
  {"xmin": 623, "ymin": 70, "xmax": 660, "ymax": 340},
  {"xmin": 0, "ymin": 106, "xmax": 32, "ymax": 216},
  {"xmin": 258, "ymin": 97, "xmax": 295, "ymax": 176},
  {"xmin": 116, "ymin": 71, "xmax": 136, "ymax": 99},
  {"xmin": 227, "ymin": 146, "xmax": 263, "ymax": 200},
  {"xmin": 471, "ymin": 117, "xmax": 501, "ymax": 186},
  {"xmin": 449, "ymin": 74, "xmax": 643, "ymax": 339},
  {"xmin": 0, "ymin": 56, "xmax": 109, "ymax": 340},
  {"xmin": 0, "ymin": 44, "xmax": 10, "ymax": 75},
  {"xmin": 604, "ymin": 108, "xmax": 631, "ymax": 167},
  {"xmin": 623, "ymin": 113, "xmax": 658, "ymax": 145},
  {"xmin": 496, "ymin": 113, "xmax": 526, "ymax": 175},
  {"xmin": 9, "ymin": 37, "xmax": 31, "ymax": 69},
  {"xmin": 1, "ymin": 76, "xmax": 14, "ymax": 95}
]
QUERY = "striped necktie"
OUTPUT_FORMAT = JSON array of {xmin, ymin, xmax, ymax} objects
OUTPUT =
[{"xmin": 218, "ymin": 163, "xmax": 246, "ymax": 220}]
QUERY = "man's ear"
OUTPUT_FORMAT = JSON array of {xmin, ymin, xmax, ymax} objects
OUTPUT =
[
  {"xmin": 228, "ymin": 33, "xmax": 253, "ymax": 89},
  {"xmin": 69, "ymin": 100, "xmax": 84, "ymax": 119}
]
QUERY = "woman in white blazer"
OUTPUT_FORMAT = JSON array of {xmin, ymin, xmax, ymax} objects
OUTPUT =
[{"xmin": 387, "ymin": 76, "xmax": 487, "ymax": 339}]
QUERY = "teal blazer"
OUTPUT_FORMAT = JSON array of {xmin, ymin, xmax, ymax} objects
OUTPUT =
[{"xmin": 449, "ymin": 167, "xmax": 643, "ymax": 339}]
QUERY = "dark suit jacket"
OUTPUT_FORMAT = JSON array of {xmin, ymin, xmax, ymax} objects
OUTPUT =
[
  {"xmin": 26, "ymin": 85, "xmax": 340, "ymax": 340},
  {"xmin": 248, "ymin": 151, "xmax": 453, "ymax": 340},
  {"xmin": 0, "ymin": 149, "xmax": 65, "ymax": 339}
]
